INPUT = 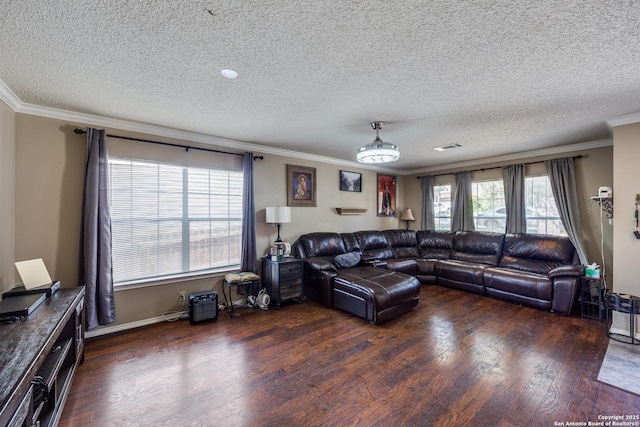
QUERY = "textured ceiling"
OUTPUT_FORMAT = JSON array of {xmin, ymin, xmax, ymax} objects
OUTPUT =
[{"xmin": 1, "ymin": 1, "xmax": 639, "ymax": 171}]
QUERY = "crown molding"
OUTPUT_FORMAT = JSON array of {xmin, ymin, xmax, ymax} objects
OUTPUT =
[
  {"xmin": 0, "ymin": 78, "xmax": 611, "ymax": 176},
  {"xmin": 606, "ymin": 111, "xmax": 640, "ymax": 130},
  {"xmin": 2, "ymin": 82, "xmax": 396, "ymax": 173},
  {"xmin": 0, "ymin": 80, "xmax": 22, "ymax": 111},
  {"xmin": 404, "ymin": 138, "xmax": 613, "ymax": 176}
]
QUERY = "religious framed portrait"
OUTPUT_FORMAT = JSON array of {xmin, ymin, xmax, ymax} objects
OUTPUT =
[
  {"xmin": 287, "ymin": 164, "xmax": 316, "ymax": 207},
  {"xmin": 339, "ymin": 170, "xmax": 362, "ymax": 192},
  {"xmin": 377, "ymin": 173, "xmax": 396, "ymax": 217}
]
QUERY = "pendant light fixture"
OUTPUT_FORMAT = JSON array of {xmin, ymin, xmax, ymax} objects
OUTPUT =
[{"xmin": 356, "ymin": 121, "xmax": 400, "ymax": 164}]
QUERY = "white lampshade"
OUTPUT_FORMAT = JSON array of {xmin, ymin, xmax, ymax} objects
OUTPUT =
[
  {"xmin": 266, "ymin": 206, "xmax": 291, "ymax": 224},
  {"xmin": 400, "ymin": 208, "xmax": 415, "ymax": 221}
]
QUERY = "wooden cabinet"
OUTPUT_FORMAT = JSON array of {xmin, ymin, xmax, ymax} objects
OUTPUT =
[
  {"xmin": 262, "ymin": 258, "xmax": 304, "ymax": 308},
  {"xmin": 0, "ymin": 287, "xmax": 85, "ymax": 427}
]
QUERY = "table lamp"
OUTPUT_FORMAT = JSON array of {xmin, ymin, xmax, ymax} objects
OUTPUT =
[
  {"xmin": 266, "ymin": 206, "xmax": 291, "ymax": 245},
  {"xmin": 400, "ymin": 207, "xmax": 415, "ymax": 230}
]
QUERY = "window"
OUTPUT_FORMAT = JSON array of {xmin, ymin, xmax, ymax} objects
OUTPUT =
[
  {"xmin": 469, "ymin": 175, "xmax": 565, "ymax": 236},
  {"xmin": 525, "ymin": 176, "xmax": 566, "ymax": 236},
  {"xmin": 433, "ymin": 184, "xmax": 451, "ymax": 230},
  {"xmin": 472, "ymin": 179, "xmax": 505, "ymax": 232},
  {"xmin": 109, "ymin": 157, "xmax": 243, "ymax": 284}
]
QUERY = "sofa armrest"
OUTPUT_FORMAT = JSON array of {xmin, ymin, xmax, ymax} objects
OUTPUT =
[
  {"xmin": 552, "ymin": 276, "xmax": 580, "ymax": 315},
  {"xmin": 360, "ymin": 256, "xmax": 387, "ymax": 268},
  {"xmin": 548, "ymin": 264, "xmax": 584, "ymax": 278},
  {"xmin": 386, "ymin": 258, "xmax": 418, "ymax": 275},
  {"xmin": 306, "ymin": 258, "xmax": 337, "ymax": 272},
  {"xmin": 303, "ymin": 266, "xmax": 337, "ymax": 307}
]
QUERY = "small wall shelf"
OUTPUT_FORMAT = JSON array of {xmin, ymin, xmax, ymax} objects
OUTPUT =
[
  {"xmin": 590, "ymin": 196, "xmax": 613, "ymax": 218},
  {"xmin": 335, "ymin": 208, "xmax": 367, "ymax": 215}
]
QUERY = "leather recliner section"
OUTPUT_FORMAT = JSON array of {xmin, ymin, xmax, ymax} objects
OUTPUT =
[{"xmin": 293, "ymin": 229, "xmax": 584, "ymax": 318}]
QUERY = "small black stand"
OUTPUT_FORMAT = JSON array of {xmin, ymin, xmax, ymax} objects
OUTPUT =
[
  {"xmin": 222, "ymin": 277, "xmax": 261, "ymax": 317},
  {"xmin": 580, "ymin": 277, "xmax": 606, "ymax": 322},
  {"xmin": 605, "ymin": 292, "xmax": 640, "ymax": 345}
]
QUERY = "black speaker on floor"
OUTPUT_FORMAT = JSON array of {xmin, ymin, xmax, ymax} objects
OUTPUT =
[{"xmin": 189, "ymin": 290, "xmax": 218, "ymax": 324}]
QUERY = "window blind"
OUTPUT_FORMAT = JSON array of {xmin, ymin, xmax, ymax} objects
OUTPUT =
[{"xmin": 109, "ymin": 157, "xmax": 243, "ymax": 284}]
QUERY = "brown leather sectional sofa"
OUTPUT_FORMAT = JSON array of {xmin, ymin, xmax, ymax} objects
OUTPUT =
[{"xmin": 292, "ymin": 229, "xmax": 584, "ymax": 324}]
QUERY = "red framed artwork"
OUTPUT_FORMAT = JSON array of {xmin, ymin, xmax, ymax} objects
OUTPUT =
[{"xmin": 377, "ymin": 173, "xmax": 396, "ymax": 216}]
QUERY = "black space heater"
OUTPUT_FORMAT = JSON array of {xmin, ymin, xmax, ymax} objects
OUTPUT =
[{"xmin": 189, "ymin": 290, "xmax": 218, "ymax": 324}]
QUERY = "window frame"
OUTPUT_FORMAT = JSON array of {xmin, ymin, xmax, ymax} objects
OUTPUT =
[
  {"xmin": 472, "ymin": 179, "xmax": 506, "ymax": 233},
  {"xmin": 108, "ymin": 156, "xmax": 243, "ymax": 288},
  {"xmin": 433, "ymin": 184, "xmax": 452, "ymax": 231},
  {"xmin": 524, "ymin": 175, "xmax": 566, "ymax": 236},
  {"xmin": 467, "ymin": 175, "xmax": 565, "ymax": 236}
]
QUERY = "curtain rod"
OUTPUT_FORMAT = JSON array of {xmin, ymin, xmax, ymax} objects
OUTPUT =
[
  {"xmin": 416, "ymin": 154, "xmax": 582, "ymax": 179},
  {"xmin": 73, "ymin": 128, "xmax": 264, "ymax": 160}
]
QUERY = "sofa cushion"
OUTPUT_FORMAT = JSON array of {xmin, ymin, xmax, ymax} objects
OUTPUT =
[
  {"xmin": 417, "ymin": 230, "xmax": 456, "ymax": 259},
  {"xmin": 224, "ymin": 272, "xmax": 260, "ymax": 283},
  {"xmin": 415, "ymin": 259, "xmax": 438, "ymax": 276},
  {"xmin": 498, "ymin": 233, "xmax": 576, "ymax": 275},
  {"xmin": 450, "ymin": 231, "xmax": 504, "ymax": 266},
  {"xmin": 484, "ymin": 267, "xmax": 553, "ymax": 301},
  {"xmin": 383, "ymin": 229, "xmax": 419, "ymax": 258},
  {"xmin": 434, "ymin": 259, "xmax": 488, "ymax": 285},
  {"xmin": 355, "ymin": 230, "xmax": 394, "ymax": 260},
  {"xmin": 306, "ymin": 257, "xmax": 338, "ymax": 271},
  {"xmin": 333, "ymin": 252, "xmax": 361, "ymax": 268},
  {"xmin": 385, "ymin": 258, "xmax": 417, "ymax": 275},
  {"xmin": 297, "ymin": 232, "xmax": 346, "ymax": 258},
  {"xmin": 340, "ymin": 232, "xmax": 361, "ymax": 253}
]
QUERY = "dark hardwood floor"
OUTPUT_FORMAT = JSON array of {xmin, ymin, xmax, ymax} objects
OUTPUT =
[{"xmin": 60, "ymin": 285, "xmax": 639, "ymax": 426}]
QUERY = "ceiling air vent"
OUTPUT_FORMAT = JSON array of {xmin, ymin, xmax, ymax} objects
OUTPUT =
[{"xmin": 433, "ymin": 143, "xmax": 462, "ymax": 152}]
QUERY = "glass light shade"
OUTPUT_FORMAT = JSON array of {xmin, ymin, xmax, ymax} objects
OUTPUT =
[
  {"xmin": 356, "ymin": 138, "xmax": 400, "ymax": 164},
  {"xmin": 266, "ymin": 206, "xmax": 291, "ymax": 224}
]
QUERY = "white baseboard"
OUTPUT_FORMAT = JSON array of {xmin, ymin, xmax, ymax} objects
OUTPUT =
[{"xmin": 86, "ymin": 316, "xmax": 166, "ymax": 339}]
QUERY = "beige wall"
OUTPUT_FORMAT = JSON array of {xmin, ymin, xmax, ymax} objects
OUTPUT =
[
  {"xmin": 0, "ymin": 101, "xmax": 15, "ymax": 294},
  {"xmin": 10, "ymin": 112, "xmax": 617, "ymax": 333},
  {"xmin": 254, "ymin": 155, "xmax": 406, "ymax": 251},
  {"xmin": 404, "ymin": 145, "xmax": 614, "ymax": 281},
  {"xmin": 12, "ymin": 114, "xmax": 408, "ymax": 329},
  {"xmin": 14, "ymin": 116, "xmax": 85, "ymax": 286},
  {"xmin": 612, "ymin": 122, "xmax": 640, "ymax": 336}
]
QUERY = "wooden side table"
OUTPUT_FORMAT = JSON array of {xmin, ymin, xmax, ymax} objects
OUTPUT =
[
  {"xmin": 261, "ymin": 257, "xmax": 304, "ymax": 309},
  {"xmin": 605, "ymin": 292, "xmax": 640, "ymax": 345}
]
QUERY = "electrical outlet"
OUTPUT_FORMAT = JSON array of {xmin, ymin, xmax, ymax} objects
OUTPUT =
[{"xmin": 179, "ymin": 291, "xmax": 186, "ymax": 302}]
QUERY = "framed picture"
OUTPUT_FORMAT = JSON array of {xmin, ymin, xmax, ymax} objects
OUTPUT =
[
  {"xmin": 377, "ymin": 173, "xmax": 396, "ymax": 216},
  {"xmin": 339, "ymin": 170, "xmax": 362, "ymax": 192},
  {"xmin": 287, "ymin": 164, "xmax": 316, "ymax": 207}
]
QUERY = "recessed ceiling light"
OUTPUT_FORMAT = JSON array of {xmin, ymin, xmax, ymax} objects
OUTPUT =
[
  {"xmin": 434, "ymin": 143, "xmax": 462, "ymax": 152},
  {"xmin": 221, "ymin": 69, "xmax": 238, "ymax": 79}
]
